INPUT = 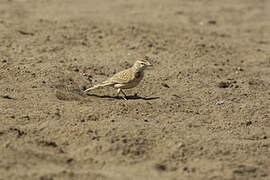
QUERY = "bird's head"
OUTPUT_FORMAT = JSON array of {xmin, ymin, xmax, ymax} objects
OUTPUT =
[{"xmin": 133, "ymin": 58, "xmax": 152, "ymax": 71}]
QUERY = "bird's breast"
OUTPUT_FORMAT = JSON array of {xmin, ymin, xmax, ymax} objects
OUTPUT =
[{"xmin": 135, "ymin": 71, "xmax": 144, "ymax": 80}]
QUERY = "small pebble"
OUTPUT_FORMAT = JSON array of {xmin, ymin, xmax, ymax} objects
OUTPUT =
[
  {"xmin": 215, "ymin": 100, "xmax": 224, "ymax": 105},
  {"xmin": 161, "ymin": 83, "xmax": 170, "ymax": 88}
]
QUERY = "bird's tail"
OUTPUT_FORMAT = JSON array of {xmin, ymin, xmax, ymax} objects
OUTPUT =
[{"xmin": 84, "ymin": 81, "xmax": 113, "ymax": 92}]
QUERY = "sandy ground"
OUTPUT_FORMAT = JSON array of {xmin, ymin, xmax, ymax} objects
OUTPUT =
[{"xmin": 0, "ymin": 0, "xmax": 270, "ymax": 179}]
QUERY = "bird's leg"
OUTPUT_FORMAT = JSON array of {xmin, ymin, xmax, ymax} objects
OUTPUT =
[
  {"xmin": 116, "ymin": 89, "xmax": 121, "ymax": 96},
  {"xmin": 117, "ymin": 89, "xmax": 127, "ymax": 100},
  {"xmin": 120, "ymin": 89, "xmax": 127, "ymax": 97}
]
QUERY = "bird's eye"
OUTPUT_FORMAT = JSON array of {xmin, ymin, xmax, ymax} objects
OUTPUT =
[{"xmin": 140, "ymin": 62, "xmax": 144, "ymax": 65}]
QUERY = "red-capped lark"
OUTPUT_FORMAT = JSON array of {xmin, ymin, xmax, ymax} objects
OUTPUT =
[{"xmin": 84, "ymin": 58, "xmax": 152, "ymax": 100}]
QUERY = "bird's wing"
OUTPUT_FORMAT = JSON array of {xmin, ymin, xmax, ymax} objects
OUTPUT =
[{"xmin": 108, "ymin": 68, "xmax": 136, "ymax": 84}]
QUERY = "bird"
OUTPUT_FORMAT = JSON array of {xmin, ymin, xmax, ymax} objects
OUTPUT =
[{"xmin": 84, "ymin": 58, "xmax": 152, "ymax": 100}]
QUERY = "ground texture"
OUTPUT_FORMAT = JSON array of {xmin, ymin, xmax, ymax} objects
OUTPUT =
[{"xmin": 0, "ymin": 0, "xmax": 270, "ymax": 179}]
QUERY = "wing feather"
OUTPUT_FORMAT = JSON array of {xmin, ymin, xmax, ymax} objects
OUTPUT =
[{"xmin": 109, "ymin": 68, "xmax": 135, "ymax": 84}]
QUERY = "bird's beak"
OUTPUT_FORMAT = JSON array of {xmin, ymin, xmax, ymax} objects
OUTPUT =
[
  {"xmin": 147, "ymin": 62, "xmax": 153, "ymax": 66},
  {"xmin": 146, "ymin": 62, "xmax": 153, "ymax": 70}
]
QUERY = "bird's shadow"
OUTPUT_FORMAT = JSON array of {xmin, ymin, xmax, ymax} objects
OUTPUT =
[{"xmin": 87, "ymin": 93, "xmax": 160, "ymax": 101}]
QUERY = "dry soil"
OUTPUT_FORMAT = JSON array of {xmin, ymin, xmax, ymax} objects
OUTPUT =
[{"xmin": 0, "ymin": 0, "xmax": 270, "ymax": 180}]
